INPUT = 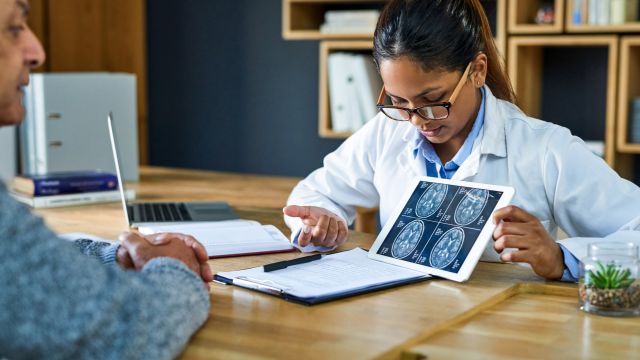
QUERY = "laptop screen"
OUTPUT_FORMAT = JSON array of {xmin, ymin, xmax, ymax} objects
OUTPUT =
[{"xmin": 107, "ymin": 112, "xmax": 132, "ymax": 228}]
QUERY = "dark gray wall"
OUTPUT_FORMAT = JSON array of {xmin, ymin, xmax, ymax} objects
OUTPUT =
[
  {"xmin": 147, "ymin": 0, "xmax": 343, "ymax": 177},
  {"xmin": 541, "ymin": 47, "xmax": 608, "ymax": 142}
]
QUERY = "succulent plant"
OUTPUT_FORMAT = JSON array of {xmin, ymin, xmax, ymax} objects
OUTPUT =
[{"xmin": 586, "ymin": 261, "xmax": 635, "ymax": 289}]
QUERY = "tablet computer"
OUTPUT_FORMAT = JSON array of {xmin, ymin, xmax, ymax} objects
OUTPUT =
[{"xmin": 368, "ymin": 177, "xmax": 515, "ymax": 282}]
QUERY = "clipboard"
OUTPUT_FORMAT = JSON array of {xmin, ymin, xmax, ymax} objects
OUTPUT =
[{"xmin": 214, "ymin": 248, "xmax": 431, "ymax": 305}]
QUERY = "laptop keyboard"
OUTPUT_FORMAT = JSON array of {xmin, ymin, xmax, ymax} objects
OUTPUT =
[{"xmin": 130, "ymin": 203, "xmax": 193, "ymax": 222}]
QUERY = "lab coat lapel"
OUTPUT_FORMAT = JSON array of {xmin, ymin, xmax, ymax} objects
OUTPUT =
[
  {"xmin": 398, "ymin": 127, "xmax": 425, "ymax": 178},
  {"xmin": 452, "ymin": 148, "xmax": 480, "ymax": 180},
  {"xmin": 454, "ymin": 86, "xmax": 507, "ymax": 181}
]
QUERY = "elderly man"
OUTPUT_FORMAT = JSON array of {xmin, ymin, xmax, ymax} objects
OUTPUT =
[{"xmin": 0, "ymin": 1, "xmax": 212, "ymax": 358}]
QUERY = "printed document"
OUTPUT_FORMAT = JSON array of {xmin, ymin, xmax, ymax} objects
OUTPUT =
[{"xmin": 217, "ymin": 248, "xmax": 429, "ymax": 299}]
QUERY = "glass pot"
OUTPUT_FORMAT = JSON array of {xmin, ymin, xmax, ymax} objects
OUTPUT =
[{"xmin": 579, "ymin": 242, "xmax": 640, "ymax": 317}]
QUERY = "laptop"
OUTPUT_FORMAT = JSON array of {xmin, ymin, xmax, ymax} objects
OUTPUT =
[{"xmin": 107, "ymin": 113, "xmax": 239, "ymax": 227}]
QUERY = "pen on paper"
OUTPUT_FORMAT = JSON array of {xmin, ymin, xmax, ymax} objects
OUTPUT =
[{"xmin": 263, "ymin": 254, "xmax": 323, "ymax": 272}]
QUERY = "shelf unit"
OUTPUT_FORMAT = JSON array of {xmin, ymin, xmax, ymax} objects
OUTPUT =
[
  {"xmin": 282, "ymin": 0, "xmax": 385, "ymax": 40},
  {"xmin": 318, "ymin": 40, "xmax": 375, "ymax": 138},
  {"xmin": 284, "ymin": 0, "xmax": 507, "ymax": 139},
  {"xmin": 508, "ymin": 36, "xmax": 619, "ymax": 168},
  {"xmin": 617, "ymin": 36, "xmax": 640, "ymax": 153},
  {"xmin": 508, "ymin": 0, "xmax": 565, "ymax": 34}
]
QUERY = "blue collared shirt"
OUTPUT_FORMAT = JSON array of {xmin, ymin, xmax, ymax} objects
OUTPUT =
[
  {"xmin": 411, "ymin": 87, "xmax": 579, "ymax": 282},
  {"xmin": 559, "ymin": 245, "xmax": 580, "ymax": 282}
]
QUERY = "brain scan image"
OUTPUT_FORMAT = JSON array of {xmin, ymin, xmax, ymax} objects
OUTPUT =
[
  {"xmin": 415, "ymin": 183, "xmax": 448, "ymax": 218},
  {"xmin": 391, "ymin": 220, "xmax": 424, "ymax": 259},
  {"xmin": 429, "ymin": 227, "xmax": 465, "ymax": 269},
  {"xmin": 454, "ymin": 189, "xmax": 488, "ymax": 225}
]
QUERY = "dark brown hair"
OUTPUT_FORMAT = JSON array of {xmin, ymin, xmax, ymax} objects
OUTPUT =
[{"xmin": 373, "ymin": 0, "xmax": 516, "ymax": 103}]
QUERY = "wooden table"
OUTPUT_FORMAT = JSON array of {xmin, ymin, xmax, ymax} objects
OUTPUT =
[{"xmin": 35, "ymin": 166, "xmax": 640, "ymax": 359}]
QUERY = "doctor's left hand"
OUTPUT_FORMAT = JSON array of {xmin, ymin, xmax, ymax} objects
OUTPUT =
[
  {"xmin": 283, "ymin": 205, "xmax": 348, "ymax": 248},
  {"xmin": 492, "ymin": 205, "xmax": 564, "ymax": 280}
]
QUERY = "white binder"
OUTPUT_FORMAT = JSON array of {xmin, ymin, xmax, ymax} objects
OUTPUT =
[{"xmin": 20, "ymin": 73, "xmax": 139, "ymax": 181}]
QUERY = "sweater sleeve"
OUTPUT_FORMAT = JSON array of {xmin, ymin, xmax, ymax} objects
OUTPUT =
[
  {"xmin": 0, "ymin": 186, "xmax": 210, "ymax": 360},
  {"xmin": 71, "ymin": 238, "xmax": 120, "ymax": 265}
]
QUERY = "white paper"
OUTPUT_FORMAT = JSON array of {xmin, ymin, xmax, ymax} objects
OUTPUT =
[
  {"xmin": 218, "ymin": 248, "xmax": 429, "ymax": 299},
  {"xmin": 138, "ymin": 220, "xmax": 293, "ymax": 257}
]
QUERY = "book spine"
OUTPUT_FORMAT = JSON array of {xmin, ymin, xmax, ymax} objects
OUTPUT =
[
  {"xmin": 588, "ymin": 0, "xmax": 599, "ymax": 24},
  {"xmin": 596, "ymin": 0, "xmax": 611, "ymax": 25},
  {"xmin": 628, "ymin": 0, "xmax": 640, "ymax": 21},
  {"xmin": 611, "ymin": 0, "xmax": 626, "ymax": 24},
  {"xmin": 582, "ymin": 0, "xmax": 589, "ymax": 24},
  {"xmin": 573, "ymin": 0, "xmax": 583, "ymax": 25},
  {"xmin": 32, "ymin": 175, "xmax": 118, "ymax": 196},
  {"xmin": 13, "ymin": 189, "xmax": 134, "ymax": 208}
]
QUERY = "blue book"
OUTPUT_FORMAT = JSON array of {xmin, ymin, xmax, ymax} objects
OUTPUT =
[
  {"xmin": 572, "ymin": 0, "xmax": 583, "ymax": 25},
  {"xmin": 11, "ymin": 170, "xmax": 118, "ymax": 196}
]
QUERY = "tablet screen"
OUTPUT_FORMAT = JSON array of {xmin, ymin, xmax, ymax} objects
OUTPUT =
[{"xmin": 373, "ymin": 179, "xmax": 508, "ymax": 275}]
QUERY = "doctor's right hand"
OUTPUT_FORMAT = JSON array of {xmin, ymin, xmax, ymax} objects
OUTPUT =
[{"xmin": 283, "ymin": 205, "xmax": 348, "ymax": 248}]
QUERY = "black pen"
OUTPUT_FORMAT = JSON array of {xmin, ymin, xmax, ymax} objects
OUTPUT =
[{"xmin": 263, "ymin": 254, "xmax": 323, "ymax": 272}]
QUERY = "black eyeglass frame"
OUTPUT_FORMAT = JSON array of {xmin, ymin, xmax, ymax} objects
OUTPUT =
[{"xmin": 376, "ymin": 62, "xmax": 473, "ymax": 121}]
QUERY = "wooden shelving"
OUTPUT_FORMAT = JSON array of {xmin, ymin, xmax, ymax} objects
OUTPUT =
[
  {"xmin": 318, "ymin": 40, "xmax": 374, "ymax": 138},
  {"xmin": 284, "ymin": 0, "xmax": 506, "ymax": 51},
  {"xmin": 508, "ymin": 0, "xmax": 564, "ymax": 34},
  {"xmin": 282, "ymin": 0, "xmax": 385, "ymax": 40},
  {"xmin": 617, "ymin": 36, "xmax": 640, "ymax": 154},
  {"xmin": 508, "ymin": 36, "xmax": 619, "ymax": 167}
]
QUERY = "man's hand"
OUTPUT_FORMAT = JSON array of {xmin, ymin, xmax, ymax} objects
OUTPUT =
[
  {"xmin": 118, "ymin": 232, "xmax": 213, "ymax": 289},
  {"xmin": 493, "ymin": 205, "xmax": 564, "ymax": 280},
  {"xmin": 142, "ymin": 232, "xmax": 213, "ymax": 286},
  {"xmin": 116, "ymin": 245, "xmax": 135, "ymax": 269},
  {"xmin": 283, "ymin": 205, "xmax": 348, "ymax": 248}
]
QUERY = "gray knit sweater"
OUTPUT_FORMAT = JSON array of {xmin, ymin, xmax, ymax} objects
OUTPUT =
[{"xmin": 0, "ymin": 183, "xmax": 210, "ymax": 359}]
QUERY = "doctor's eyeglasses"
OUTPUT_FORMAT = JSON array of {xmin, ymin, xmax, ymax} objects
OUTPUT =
[{"xmin": 376, "ymin": 62, "xmax": 472, "ymax": 121}]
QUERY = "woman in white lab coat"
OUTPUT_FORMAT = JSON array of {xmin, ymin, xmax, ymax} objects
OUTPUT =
[{"xmin": 283, "ymin": 0, "xmax": 640, "ymax": 281}]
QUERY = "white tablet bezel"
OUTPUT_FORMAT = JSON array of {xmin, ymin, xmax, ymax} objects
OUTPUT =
[{"xmin": 368, "ymin": 177, "xmax": 515, "ymax": 282}]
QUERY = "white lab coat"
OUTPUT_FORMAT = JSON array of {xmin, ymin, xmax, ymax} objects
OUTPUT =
[{"xmin": 285, "ymin": 86, "xmax": 640, "ymax": 262}]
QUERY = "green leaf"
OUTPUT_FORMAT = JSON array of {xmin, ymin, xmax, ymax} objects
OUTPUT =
[{"xmin": 588, "ymin": 261, "xmax": 636, "ymax": 289}]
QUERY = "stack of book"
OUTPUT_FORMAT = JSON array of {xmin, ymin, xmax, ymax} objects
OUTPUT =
[
  {"xmin": 10, "ymin": 170, "xmax": 133, "ymax": 208},
  {"xmin": 632, "ymin": 97, "xmax": 640, "ymax": 143},
  {"xmin": 572, "ymin": 0, "xmax": 639, "ymax": 25},
  {"xmin": 319, "ymin": 10, "xmax": 379, "ymax": 34},
  {"xmin": 328, "ymin": 52, "xmax": 382, "ymax": 133}
]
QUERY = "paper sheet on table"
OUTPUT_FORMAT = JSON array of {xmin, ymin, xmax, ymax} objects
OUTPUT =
[{"xmin": 217, "ymin": 248, "xmax": 429, "ymax": 299}]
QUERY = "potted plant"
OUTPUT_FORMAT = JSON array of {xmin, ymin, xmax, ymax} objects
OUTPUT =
[{"xmin": 579, "ymin": 261, "xmax": 640, "ymax": 316}]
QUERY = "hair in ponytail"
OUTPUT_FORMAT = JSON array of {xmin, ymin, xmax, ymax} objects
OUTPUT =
[{"xmin": 373, "ymin": 0, "xmax": 516, "ymax": 103}]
